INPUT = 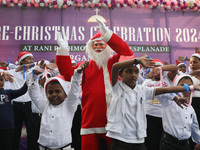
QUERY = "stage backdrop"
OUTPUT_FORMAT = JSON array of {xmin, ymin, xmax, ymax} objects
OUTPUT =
[
  {"xmin": 1, "ymin": 7, "xmax": 200, "ymax": 65},
  {"xmin": 0, "ymin": 6, "xmax": 200, "ymax": 150}
]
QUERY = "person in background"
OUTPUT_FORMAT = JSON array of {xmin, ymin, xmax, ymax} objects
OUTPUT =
[
  {"xmin": 0, "ymin": 70, "xmax": 28, "ymax": 150},
  {"xmin": 176, "ymin": 60, "xmax": 187, "ymax": 75},
  {"xmin": 159, "ymin": 75, "xmax": 200, "ymax": 150},
  {"xmin": 143, "ymin": 59, "xmax": 177, "ymax": 150},
  {"xmin": 6, "ymin": 52, "xmax": 34, "ymax": 150}
]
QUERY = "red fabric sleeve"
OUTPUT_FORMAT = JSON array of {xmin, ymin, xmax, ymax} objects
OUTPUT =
[
  {"xmin": 56, "ymin": 55, "xmax": 76, "ymax": 81},
  {"xmin": 107, "ymin": 32, "xmax": 133, "ymax": 56}
]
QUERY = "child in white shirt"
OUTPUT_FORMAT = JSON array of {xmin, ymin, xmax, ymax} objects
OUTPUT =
[
  {"xmin": 159, "ymin": 74, "xmax": 200, "ymax": 150},
  {"xmin": 27, "ymin": 61, "xmax": 89, "ymax": 150},
  {"xmin": 106, "ymin": 57, "xmax": 200, "ymax": 150}
]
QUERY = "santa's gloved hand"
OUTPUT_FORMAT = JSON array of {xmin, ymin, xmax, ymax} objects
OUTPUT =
[
  {"xmin": 56, "ymin": 32, "xmax": 69, "ymax": 55},
  {"xmin": 96, "ymin": 17, "xmax": 108, "ymax": 35}
]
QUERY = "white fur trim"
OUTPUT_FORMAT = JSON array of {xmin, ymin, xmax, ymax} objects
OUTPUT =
[
  {"xmin": 91, "ymin": 38, "xmax": 102, "ymax": 42},
  {"xmin": 56, "ymin": 49, "xmax": 69, "ymax": 56},
  {"xmin": 19, "ymin": 54, "xmax": 33, "ymax": 62},
  {"xmin": 173, "ymin": 74, "xmax": 192, "ymax": 86},
  {"xmin": 155, "ymin": 62, "xmax": 163, "ymax": 66},
  {"xmin": 45, "ymin": 76, "xmax": 69, "ymax": 95},
  {"xmin": 192, "ymin": 53, "xmax": 200, "ymax": 59},
  {"xmin": 177, "ymin": 63, "xmax": 185, "ymax": 67},
  {"xmin": 102, "ymin": 64, "xmax": 112, "ymax": 109},
  {"xmin": 80, "ymin": 127, "xmax": 106, "ymax": 135},
  {"xmin": 101, "ymin": 29, "xmax": 113, "ymax": 43}
]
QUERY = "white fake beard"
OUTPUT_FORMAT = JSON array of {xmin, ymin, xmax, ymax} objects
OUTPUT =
[{"xmin": 86, "ymin": 40, "xmax": 113, "ymax": 69}]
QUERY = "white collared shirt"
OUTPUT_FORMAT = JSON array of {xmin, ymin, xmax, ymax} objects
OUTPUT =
[
  {"xmin": 191, "ymin": 76, "xmax": 200, "ymax": 97},
  {"xmin": 143, "ymin": 72, "xmax": 172, "ymax": 118},
  {"xmin": 28, "ymin": 71, "xmax": 82, "ymax": 149},
  {"xmin": 7, "ymin": 68, "xmax": 32, "ymax": 102},
  {"xmin": 159, "ymin": 94, "xmax": 200, "ymax": 143},
  {"xmin": 106, "ymin": 80, "xmax": 155, "ymax": 143}
]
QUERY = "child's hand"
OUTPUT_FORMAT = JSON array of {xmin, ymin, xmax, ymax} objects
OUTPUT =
[
  {"xmin": 152, "ymin": 67, "xmax": 161, "ymax": 77},
  {"xmin": 2, "ymin": 72, "xmax": 14, "ymax": 83},
  {"xmin": 175, "ymin": 97, "xmax": 188, "ymax": 109},
  {"xmin": 77, "ymin": 61, "xmax": 89, "ymax": 73},
  {"xmin": 33, "ymin": 59, "xmax": 46, "ymax": 75},
  {"xmin": 45, "ymin": 63, "xmax": 57, "ymax": 71},
  {"xmin": 194, "ymin": 144, "xmax": 200, "ymax": 150},
  {"xmin": 137, "ymin": 57, "xmax": 154, "ymax": 68},
  {"xmin": 177, "ymin": 56, "xmax": 187, "ymax": 62},
  {"xmin": 15, "ymin": 64, "xmax": 34, "ymax": 72},
  {"xmin": 195, "ymin": 47, "xmax": 200, "ymax": 53},
  {"xmin": 0, "ymin": 61, "xmax": 8, "ymax": 67}
]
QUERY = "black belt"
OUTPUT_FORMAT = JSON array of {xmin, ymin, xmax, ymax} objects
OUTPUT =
[
  {"xmin": 13, "ymin": 101, "xmax": 31, "ymax": 105},
  {"xmin": 163, "ymin": 132, "xmax": 189, "ymax": 146},
  {"xmin": 40, "ymin": 143, "xmax": 71, "ymax": 150},
  {"xmin": 32, "ymin": 113, "xmax": 42, "ymax": 117}
]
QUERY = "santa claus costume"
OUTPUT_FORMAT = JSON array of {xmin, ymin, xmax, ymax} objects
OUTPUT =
[{"xmin": 56, "ymin": 23, "xmax": 133, "ymax": 149}]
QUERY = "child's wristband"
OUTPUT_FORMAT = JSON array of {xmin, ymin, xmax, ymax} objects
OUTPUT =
[
  {"xmin": 133, "ymin": 59, "xmax": 138, "ymax": 65},
  {"xmin": 189, "ymin": 85, "xmax": 194, "ymax": 91},
  {"xmin": 0, "ymin": 70, "xmax": 4, "ymax": 76},
  {"xmin": 184, "ymin": 83, "xmax": 189, "ymax": 93},
  {"xmin": 175, "ymin": 97, "xmax": 180, "ymax": 103},
  {"xmin": 29, "ymin": 63, "xmax": 34, "ymax": 69}
]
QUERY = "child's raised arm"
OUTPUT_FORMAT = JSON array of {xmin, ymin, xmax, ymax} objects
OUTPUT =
[
  {"xmin": 111, "ymin": 57, "xmax": 153, "ymax": 86},
  {"xmin": 154, "ymin": 64, "xmax": 178, "ymax": 81},
  {"xmin": 77, "ymin": 61, "xmax": 89, "ymax": 73},
  {"xmin": 155, "ymin": 84, "xmax": 200, "ymax": 96}
]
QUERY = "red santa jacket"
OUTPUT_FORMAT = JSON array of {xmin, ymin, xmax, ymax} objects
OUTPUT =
[{"xmin": 56, "ymin": 30, "xmax": 133, "ymax": 135}]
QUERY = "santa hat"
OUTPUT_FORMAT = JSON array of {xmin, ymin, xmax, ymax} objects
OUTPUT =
[
  {"xmin": 173, "ymin": 74, "xmax": 194, "ymax": 106},
  {"xmin": 191, "ymin": 53, "xmax": 200, "ymax": 59},
  {"xmin": 0, "ymin": 66, "xmax": 8, "ymax": 70},
  {"xmin": 173, "ymin": 74, "xmax": 193, "ymax": 86},
  {"xmin": 119, "ymin": 55, "xmax": 140, "ymax": 69},
  {"xmin": 152, "ymin": 59, "xmax": 164, "ymax": 66},
  {"xmin": 44, "ymin": 75, "xmax": 69, "ymax": 96},
  {"xmin": 16, "ymin": 52, "xmax": 33, "ymax": 65},
  {"xmin": 91, "ymin": 30, "xmax": 102, "ymax": 41},
  {"xmin": 175, "ymin": 60, "xmax": 186, "ymax": 67}
]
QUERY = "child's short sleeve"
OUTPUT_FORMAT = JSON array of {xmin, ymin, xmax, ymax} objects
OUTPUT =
[
  {"xmin": 112, "ymin": 79, "xmax": 120, "ymax": 93},
  {"xmin": 142, "ymin": 85, "xmax": 156, "ymax": 100}
]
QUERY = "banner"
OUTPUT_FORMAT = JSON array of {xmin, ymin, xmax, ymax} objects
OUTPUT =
[{"xmin": 0, "ymin": 7, "xmax": 200, "ymax": 64}]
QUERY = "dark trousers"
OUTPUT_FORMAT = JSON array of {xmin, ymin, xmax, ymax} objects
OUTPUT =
[
  {"xmin": 71, "ymin": 105, "xmax": 82, "ymax": 150},
  {"xmin": 145, "ymin": 115, "xmax": 163, "ymax": 150},
  {"xmin": 110, "ymin": 138, "xmax": 146, "ymax": 150},
  {"xmin": 0, "ymin": 129, "xmax": 14, "ymax": 150},
  {"xmin": 190, "ymin": 97, "xmax": 200, "ymax": 150},
  {"xmin": 27, "ymin": 113, "xmax": 42, "ymax": 150},
  {"xmin": 12, "ymin": 101, "xmax": 32, "ymax": 150},
  {"xmin": 160, "ymin": 132, "xmax": 190, "ymax": 150}
]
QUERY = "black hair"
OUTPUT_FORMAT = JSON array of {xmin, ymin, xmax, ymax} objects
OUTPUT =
[
  {"xmin": 48, "ymin": 80, "xmax": 59, "ymax": 85},
  {"xmin": 178, "ymin": 76, "xmax": 193, "ymax": 84},
  {"xmin": 119, "ymin": 65, "xmax": 139, "ymax": 73},
  {"xmin": 192, "ymin": 56, "xmax": 200, "ymax": 61}
]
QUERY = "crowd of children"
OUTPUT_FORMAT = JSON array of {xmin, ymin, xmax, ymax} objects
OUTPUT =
[{"xmin": 0, "ymin": 18, "xmax": 200, "ymax": 150}]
